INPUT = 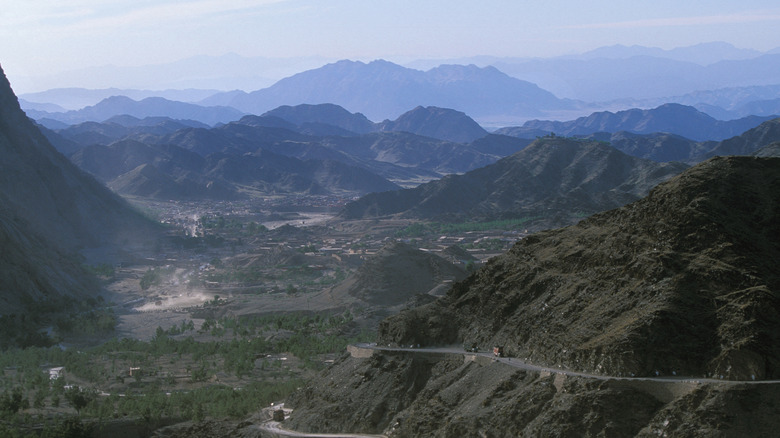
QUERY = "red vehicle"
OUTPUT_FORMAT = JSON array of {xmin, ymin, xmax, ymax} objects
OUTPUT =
[{"xmin": 493, "ymin": 346, "xmax": 504, "ymax": 357}]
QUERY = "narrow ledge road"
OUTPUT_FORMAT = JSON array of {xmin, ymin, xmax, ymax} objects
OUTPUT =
[
  {"xmin": 354, "ymin": 343, "xmax": 780, "ymax": 385},
  {"xmin": 257, "ymin": 343, "xmax": 780, "ymax": 437}
]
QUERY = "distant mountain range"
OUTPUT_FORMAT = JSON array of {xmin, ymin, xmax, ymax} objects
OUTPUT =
[
  {"xmin": 25, "ymin": 95, "xmax": 245, "ymax": 127},
  {"xmin": 201, "ymin": 60, "xmax": 571, "ymax": 121},
  {"xmin": 48, "ymin": 103, "xmax": 531, "ymax": 200},
  {"xmin": 496, "ymin": 103, "xmax": 777, "ymax": 142},
  {"xmin": 45, "ymin": 99, "xmax": 780, "ymax": 204},
  {"xmin": 342, "ymin": 115, "xmax": 780, "ymax": 224},
  {"xmin": 489, "ymin": 51, "xmax": 780, "ymax": 103},
  {"xmin": 14, "ymin": 53, "xmax": 331, "ymax": 95},
  {"xmin": 18, "ymin": 44, "xmax": 780, "ymax": 127},
  {"xmin": 20, "ymin": 88, "xmax": 225, "ymax": 110}
]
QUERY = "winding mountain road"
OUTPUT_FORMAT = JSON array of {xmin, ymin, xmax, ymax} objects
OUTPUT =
[{"xmin": 353, "ymin": 343, "xmax": 780, "ymax": 385}]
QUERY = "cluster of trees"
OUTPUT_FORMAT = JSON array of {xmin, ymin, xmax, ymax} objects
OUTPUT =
[
  {"xmin": 0, "ymin": 310, "xmax": 372, "ymax": 434},
  {"xmin": 0, "ymin": 296, "xmax": 113, "ymax": 350},
  {"xmin": 54, "ymin": 308, "xmax": 116, "ymax": 336}
]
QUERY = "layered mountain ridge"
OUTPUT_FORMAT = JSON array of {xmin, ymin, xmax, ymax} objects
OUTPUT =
[
  {"xmin": 497, "ymin": 103, "xmax": 777, "ymax": 142},
  {"xmin": 341, "ymin": 138, "xmax": 688, "ymax": 225}
]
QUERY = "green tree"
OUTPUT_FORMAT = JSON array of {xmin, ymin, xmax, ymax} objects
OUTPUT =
[
  {"xmin": 0, "ymin": 387, "xmax": 28, "ymax": 414},
  {"xmin": 64, "ymin": 387, "xmax": 95, "ymax": 415}
]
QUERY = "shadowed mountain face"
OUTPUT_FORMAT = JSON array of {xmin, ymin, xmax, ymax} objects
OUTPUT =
[
  {"xmin": 70, "ymin": 138, "xmax": 401, "ymax": 199},
  {"xmin": 379, "ymin": 156, "xmax": 780, "ymax": 380},
  {"xmin": 572, "ymin": 117, "xmax": 780, "ymax": 164},
  {"xmin": 0, "ymin": 64, "xmax": 160, "ymax": 315},
  {"xmin": 0, "ymin": 67, "xmax": 158, "ymax": 252},
  {"xmin": 341, "ymin": 138, "xmax": 687, "ymax": 226},
  {"xmin": 262, "ymin": 103, "xmax": 375, "ymax": 134}
]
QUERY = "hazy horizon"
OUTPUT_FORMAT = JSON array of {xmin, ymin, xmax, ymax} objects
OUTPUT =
[{"xmin": 3, "ymin": 1, "xmax": 780, "ymax": 93}]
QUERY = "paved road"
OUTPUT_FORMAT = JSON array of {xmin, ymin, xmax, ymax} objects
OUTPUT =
[{"xmin": 355, "ymin": 343, "xmax": 780, "ymax": 385}]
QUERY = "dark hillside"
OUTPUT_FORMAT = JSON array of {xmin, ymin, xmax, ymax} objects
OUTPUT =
[
  {"xmin": 379, "ymin": 156, "xmax": 780, "ymax": 381},
  {"xmin": 0, "ymin": 64, "xmax": 160, "ymax": 316},
  {"xmin": 0, "ymin": 66, "xmax": 158, "ymax": 253},
  {"xmin": 341, "ymin": 138, "xmax": 687, "ymax": 226},
  {"xmin": 326, "ymin": 241, "xmax": 466, "ymax": 308}
]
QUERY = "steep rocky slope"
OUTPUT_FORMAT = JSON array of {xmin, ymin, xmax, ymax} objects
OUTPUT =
[
  {"xmin": 1, "ymin": 67, "xmax": 158, "ymax": 254},
  {"xmin": 285, "ymin": 156, "xmax": 780, "ymax": 437},
  {"xmin": 287, "ymin": 349, "xmax": 780, "ymax": 437},
  {"xmin": 379, "ymin": 156, "xmax": 780, "ymax": 380},
  {"xmin": 0, "ymin": 64, "xmax": 160, "ymax": 315}
]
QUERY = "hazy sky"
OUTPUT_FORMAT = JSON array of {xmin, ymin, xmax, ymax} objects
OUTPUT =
[{"xmin": 3, "ymin": 0, "xmax": 780, "ymax": 91}]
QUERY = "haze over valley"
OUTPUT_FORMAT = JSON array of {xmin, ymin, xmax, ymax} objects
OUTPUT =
[{"xmin": 2, "ymin": 1, "xmax": 780, "ymax": 436}]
